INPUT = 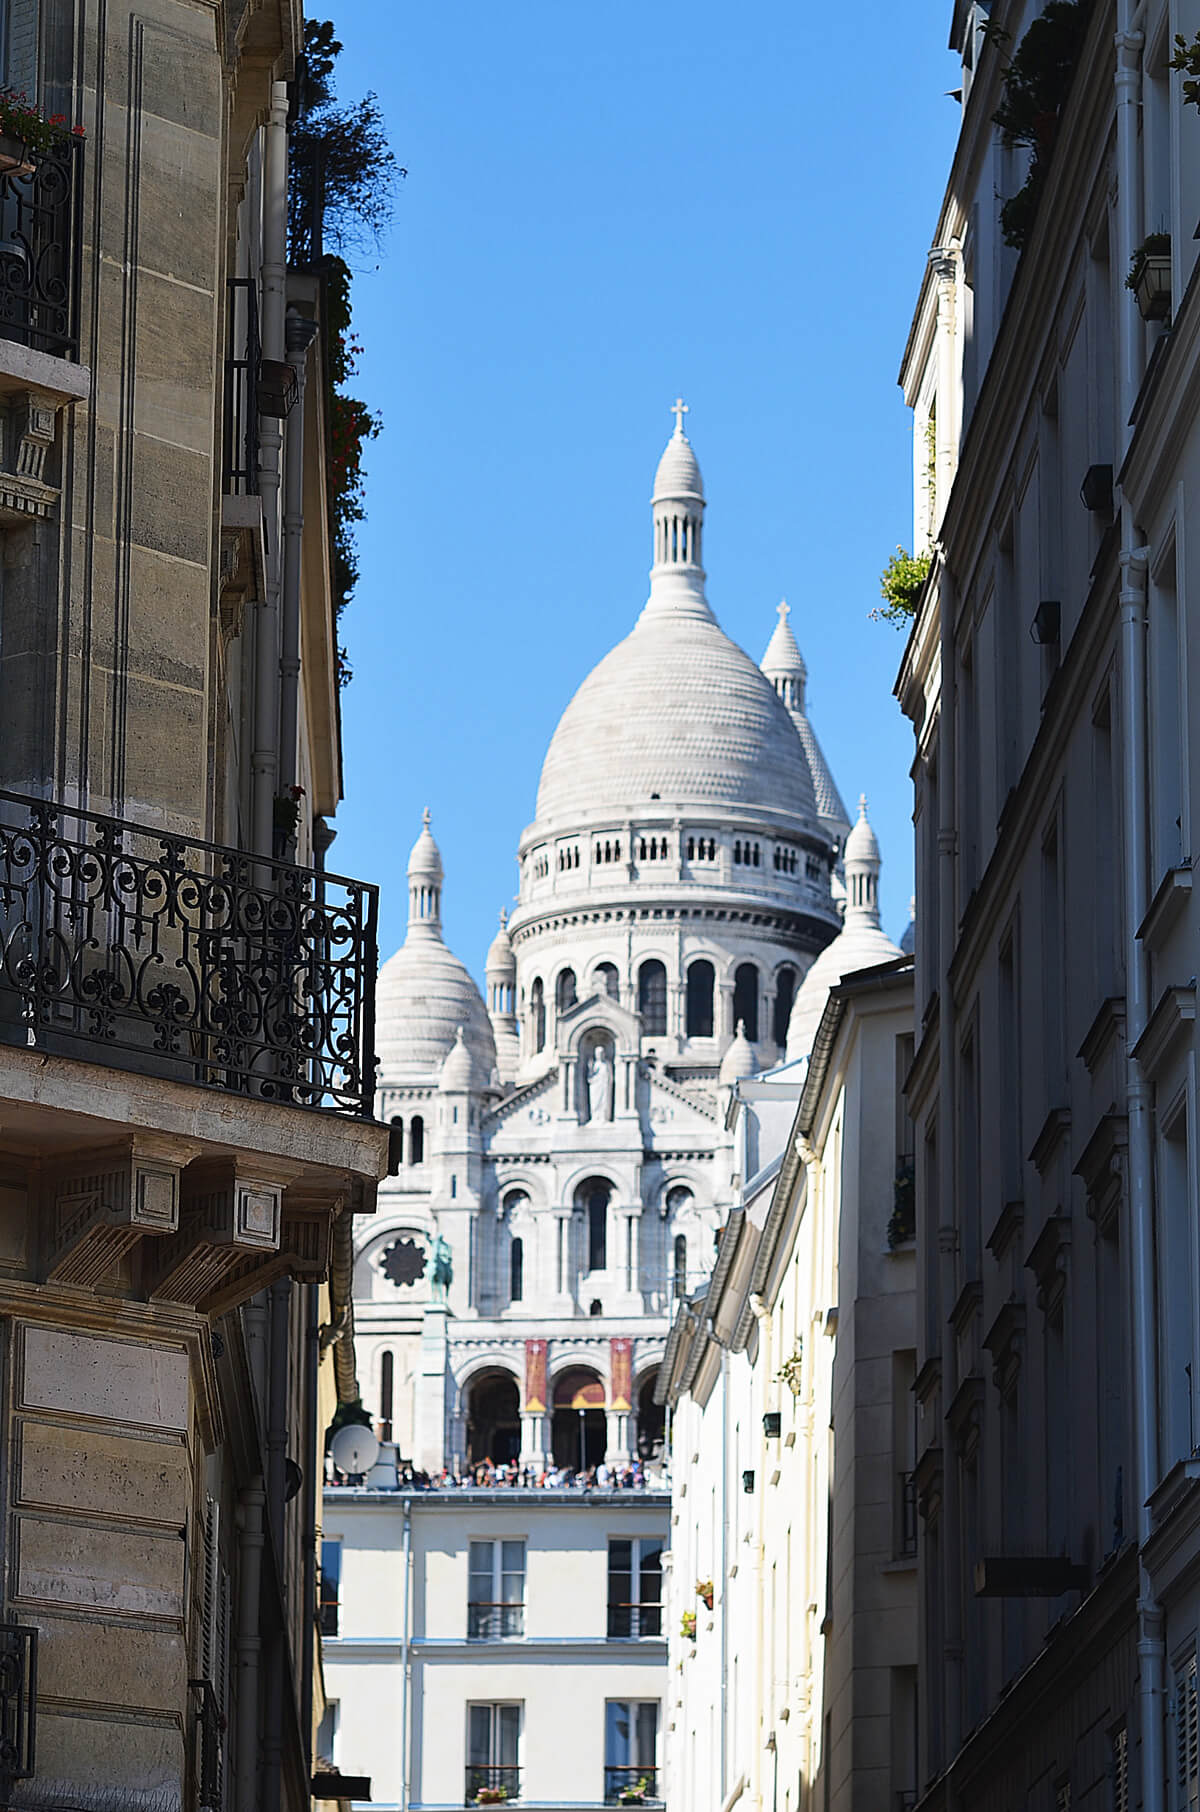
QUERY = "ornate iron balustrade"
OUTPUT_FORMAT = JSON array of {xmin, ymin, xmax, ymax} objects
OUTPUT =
[
  {"xmin": 0, "ymin": 1622, "xmax": 37, "ymax": 1790},
  {"xmin": 0, "ymin": 790, "xmax": 378, "ymax": 1117},
  {"xmin": 0, "ymin": 134, "xmax": 83, "ymax": 358},
  {"xmin": 223, "ymin": 276, "xmax": 260, "ymax": 493}
]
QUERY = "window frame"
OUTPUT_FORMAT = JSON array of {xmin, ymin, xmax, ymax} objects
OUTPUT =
[
  {"xmin": 603, "ymin": 1699, "xmax": 660, "ymax": 1804},
  {"xmin": 468, "ymin": 1538, "xmax": 526, "ymax": 1640},
  {"xmin": 319, "ymin": 1539, "xmax": 341, "ymax": 1637},
  {"xmin": 606, "ymin": 1536, "xmax": 663, "ymax": 1639}
]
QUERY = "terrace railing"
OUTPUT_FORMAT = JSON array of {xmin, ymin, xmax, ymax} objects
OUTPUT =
[
  {"xmin": 0, "ymin": 134, "xmax": 83, "ymax": 359},
  {"xmin": 0, "ymin": 790, "xmax": 378, "ymax": 1117}
]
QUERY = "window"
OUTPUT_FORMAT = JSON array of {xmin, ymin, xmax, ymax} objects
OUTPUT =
[
  {"xmin": 607, "ymin": 1538, "xmax": 663, "ymax": 1638},
  {"xmin": 467, "ymin": 1703, "xmax": 521, "ymax": 1804},
  {"xmin": 510, "ymin": 1237, "xmax": 523, "ymax": 1303},
  {"xmin": 316, "ymin": 1700, "xmax": 338, "ymax": 1766},
  {"xmin": 319, "ymin": 1540, "xmax": 341, "ymax": 1636},
  {"xmin": 604, "ymin": 1701, "xmax": 659, "ymax": 1803},
  {"xmin": 584, "ymin": 1180, "xmax": 610, "ymax": 1271},
  {"xmin": 468, "ymin": 1540, "xmax": 525, "ymax": 1639},
  {"xmin": 673, "ymin": 1234, "xmax": 687, "ymax": 1298},
  {"xmin": 595, "ymin": 961, "xmax": 620, "ymax": 1000},
  {"xmin": 556, "ymin": 969, "xmax": 577, "ymax": 1015},
  {"xmin": 531, "ymin": 978, "xmax": 545, "ymax": 1052},
  {"xmin": 410, "ymin": 1115, "xmax": 424, "ymax": 1165},
  {"xmin": 733, "ymin": 963, "xmax": 759, "ymax": 1042},
  {"xmin": 686, "ymin": 960, "xmax": 714, "ymax": 1038},
  {"xmin": 638, "ymin": 960, "xmax": 667, "ymax": 1036},
  {"xmin": 773, "ymin": 967, "xmax": 796, "ymax": 1047}
]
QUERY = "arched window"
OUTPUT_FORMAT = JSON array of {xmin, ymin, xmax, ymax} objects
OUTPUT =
[
  {"xmin": 510, "ymin": 1237, "xmax": 524, "ymax": 1303},
  {"xmin": 595, "ymin": 961, "xmax": 620, "ymax": 1000},
  {"xmin": 556, "ymin": 969, "xmax": 577, "ymax": 1016},
  {"xmin": 409, "ymin": 1115, "xmax": 424, "ymax": 1165},
  {"xmin": 673, "ymin": 1234, "xmax": 687, "ymax": 1298},
  {"xmin": 638, "ymin": 959, "xmax": 668, "ymax": 1036},
  {"xmin": 532, "ymin": 978, "xmax": 546, "ymax": 1052},
  {"xmin": 686, "ymin": 960, "xmax": 714, "ymax": 1038},
  {"xmin": 380, "ymin": 1349, "xmax": 394, "ymax": 1442},
  {"xmin": 773, "ymin": 967, "xmax": 797, "ymax": 1047},
  {"xmin": 576, "ymin": 1177, "xmax": 611, "ymax": 1272},
  {"xmin": 734, "ymin": 963, "xmax": 759, "ymax": 1041}
]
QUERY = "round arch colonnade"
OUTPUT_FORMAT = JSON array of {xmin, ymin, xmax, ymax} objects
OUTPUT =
[{"xmin": 456, "ymin": 1346, "xmax": 664, "ymax": 1473}]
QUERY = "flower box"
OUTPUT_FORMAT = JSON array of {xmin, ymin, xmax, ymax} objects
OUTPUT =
[{"xmin": 0, "ymin": 135, "xmax": 34, "ymax": 179}]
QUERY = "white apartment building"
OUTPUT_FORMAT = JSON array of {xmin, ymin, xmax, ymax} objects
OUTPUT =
[{"xmin": 321, "ymin": 1486, "xmax": 669, "ymax": 1811}]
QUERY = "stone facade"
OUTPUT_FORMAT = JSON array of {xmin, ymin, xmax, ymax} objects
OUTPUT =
[{"xmin": 0, "ymin": 8, "xmax": 387, "ymax": 1812}]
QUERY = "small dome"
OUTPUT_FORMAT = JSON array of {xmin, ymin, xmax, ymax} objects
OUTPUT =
[
  {"xmin": 760, "ymin": 601, "xmax": 807, "ymax": 687},
  {"xmin": 653, "ymin": 405, "xmax": 704, "ymax": 502},
  {"xmin": 486, "ymin": 909, "xmax": 516, "ymax": 978},
  {"xmin": 408, "ymin": 808, "xmax": 443, "ymax": 881},
  {"xmin": 844, "ymin": 795, "xmax": 881, "ymax": 866},
  {"xmin": 439, "ymin": 1026, "xmax": 478, "ymax": 1092},
  {"xmin": 376, "ymin": 943, "xmax": 496, "ymax": 1083},
  {"xmin": 719, "ymin": 1021, "xmax": 758, "ymax": 1085},
  {"xmin": 900, "ymin": 897, "xmax": 916, "ymax": 956}
]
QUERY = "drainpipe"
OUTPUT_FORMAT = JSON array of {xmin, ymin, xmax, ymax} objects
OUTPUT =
[
  {"xmin": 720, "ymin": 1343, "xmax": 730, "ymax": 1804},
  {"xmin": 262, "ymin": 1278, "xmax": 293, "ymax": 1812},
  {"xmin": 252, "ymin": 81, "xmax": 289, "ymax": 859},
  {"xmin": 235, "ymin": 1478, "xmax": 266, "ymax": 1812},
  {"xmin": 934, "ymin": 547, "xmax": 962, "ymax": 1805},
  {"xmin": 301, "ymin": 1280, "xmax": 321, "ymax": 1779},
  {"xmin": 278, "ymin": 312, "xmax": 318, "ymax": 805},
  {"xmin": 400, "ymin": 1497, "xmax": 413, "ymax": 1812},
  {"xmin": 748, "ymin": 1293, "xmax": 770, "ymax": 1812},
  {"xmin": 1114, "ymin": 11, "xmax": 1163, "ymax": 1809}
]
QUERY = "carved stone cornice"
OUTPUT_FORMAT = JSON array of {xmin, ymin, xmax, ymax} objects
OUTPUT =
[
  {"xmin": 983, "ymin": 1300, "xmax": 1026, "ymax": 1400},
  {"xmin": 201, "ymin": 1183, "xmax": 345, "ymax": 1315},
  {"xmin": 1025, "ymin": 1213, "xmax": 1072, "ymax": 1321},
  {"xmin": 0, "ymin": 388, "xmax": 68, "ymax": 523},
  {"xmin": 986, "ymin": 1199, "xmax": 1024, "ymax": 1263},
  {"xmin": 947, "ymin": 1373, "xmax": 985, "ymax": 1462},
  {"xmin": 42, "ymin": 1134, "xmax": 203, "ymax": 1289},
  {"xmin": 1028, "ymin": 1108, "xmax": 1071, "ymax": 1176},
  {"xmin": 1074, "ymin": 1112, "xmax": 1127, "ymax": 1237}
]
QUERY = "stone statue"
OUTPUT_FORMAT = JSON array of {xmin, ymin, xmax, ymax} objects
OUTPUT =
[
  {"xmin": 584, "ymin": 1041, "xmax": 614, "ymax": 1123},
  {"xmin": 431, "ymin": 1234, "xmax": 453, "ymax": 1303}
]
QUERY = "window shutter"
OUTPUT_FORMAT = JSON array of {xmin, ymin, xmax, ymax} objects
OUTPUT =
[
  {"xmin": 1177, "ymin": 1653, "xmax": 1199, "ymax": 1808},
  {"xmin": 4, "ymin": 0, "xmax": 39, "ymax": 97},
  {"xmin": 199, "ymin": 1497, "xmax": 228, "ymax": 1812}
]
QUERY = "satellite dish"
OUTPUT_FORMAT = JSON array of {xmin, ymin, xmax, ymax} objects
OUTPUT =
[{"xmin": 331, "ymin": 1424, "xmax": 380, "ymax": 1479}]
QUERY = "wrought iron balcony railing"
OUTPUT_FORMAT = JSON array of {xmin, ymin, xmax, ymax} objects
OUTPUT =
[
  {"xmin": 0, "ymin": 790, "xmax": 378, "ymax": 1117},
  {"xmin": 467, "ymin": 1602, "xmax": 524, "ymax": 1639},
  {"xmin": 604, "ymin": 1766, "xmax": 661, "ymax": 1804},
  {"xmin": 223, "ymin": 276, "xmax": 260, "ymax": 494},
  {"xmin": 0, "ymin": 135, "xmax": 83, "ymax": 359},
  {"xmin": 0, "ymin": 1622, "xmax": 37, "ymax": 1791},
  {"xmin": 465, "ymin": 1764, "xmax": 520, "ymax": 1804}
]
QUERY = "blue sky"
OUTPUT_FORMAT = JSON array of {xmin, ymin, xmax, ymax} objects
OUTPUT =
[{"xmin": 327, "ymin": 3, "xmax": 959, "ymax": 977}]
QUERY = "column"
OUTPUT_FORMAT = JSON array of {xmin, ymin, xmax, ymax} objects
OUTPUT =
[
  {"xmin": 719, "ymin": 980, "xmax": 735, "ymax": 1037},
  {"xmin": 607, "ymin": 1336, "xmax": 633, "ymax": 1466}
]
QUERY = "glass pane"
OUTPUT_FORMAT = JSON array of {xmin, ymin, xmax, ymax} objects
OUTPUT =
[
  {"xmin": 635, "ymin": 1703, "xmax": 658, "ymax": 1767},
  {"xmin": 605, "ymin": 1701, "xmax": 631, "ymax": 1767},
  {"xmin": 468, "ymin": 1705, "xmax": 492, "ymax": 1766},
  {"xmin": 497, "ymin": 1704, "xmax": 520, "ymax": 1766},
  {"xmin": 639, "ymin": 1543, "xmax": 663, "ymax": 1603},
  {"xmin": 608, "ymin": 1541, "xmax": 632, "ymax": 1598}
]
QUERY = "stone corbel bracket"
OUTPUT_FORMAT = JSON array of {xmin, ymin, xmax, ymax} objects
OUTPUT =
[
  {"xmin": 43, "ymin": 1133, "xmax": 204, "ymax": 1288},
  {"xmin": 200, "ymin": 1181, "xmax": 346, "ymax": 1316},
  {"xmin": 0, "ymin": 346, "xmax": 90, "ymax": 526},
  {"xmin": 144, "ymin": 1155, "xmax": 298, "ymax": 1308}
]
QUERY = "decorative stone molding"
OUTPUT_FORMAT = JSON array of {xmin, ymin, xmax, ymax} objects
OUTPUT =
[
  {"xmin": 1074, "ymin": 1112, "xmax": 1127, "ymax": 1236},
  {"xmin": 947, "ymin": 1373, "xmax": 985, "ymax": 1462},
  {"xmin": 144, "ymin": 1157, "xmax": 293, "ymax": 1307},
  {"xmin": 201, "ymin": 1185, "xmax": 343, "ymax": 1315},
  {"xmin": 983, "ymin": 1300, "xmax": 1026, "ymax": 1400},
  {"xmin": 1028, "ymin": 1107, "xmax": 1071, "ymax": 1176},
  {"xmin": 1025, "ymin": 1213, "xmax": 1071, "ymax": 1321},
  {"xmin": 1131, "ymin": 984, "xmax": 1196, "ymax": 1080},
  {"xmin": 986, "ymin": 1199, "xmax": 1024, "ymax": 1263},
  {"xmin": 43, "ymin": 1135, "xmax": 202, "ymax": 1289},
  {"xmin": 0, "ymin": 388, "xmax": 68, "ymax": 523},
  {"xmin": 1077, "ymin": 996, "xmax": 1125, "ymax": 1074}
]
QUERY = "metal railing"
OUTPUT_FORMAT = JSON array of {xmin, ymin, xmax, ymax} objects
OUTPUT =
[
  {"xmin": 465, "ymin": 1765, "xmax": 520, "ymax": 1804},
  {"xmin": 0, "ymin": 134, "xmax": 83, "ymax": 358},
  {"xmin": 606, "ymin": 1601, "xmax": 662, "ymax": 1639},
  {"xmin": 189, "ymin": 1677, "xmax": 224, "ymax": 1812},
  {"xmin": 0, "ymin": 1622, "xmax": 37, "ymax": 1792},
  {"xmin": 467, "ymin": 1603, "xmax": 524, "ymax": 1640},
  {"xmin": 896, "ymin": 1470, "xmax": 918, "ymax": 1559},
  {"xmin": 223, "ymin": 276, "xmax": 260, "ymax": 493},
  {"xmin": 604, "ymin": 1766, "xmax": 661, "ymax": 1804},
  {"xmin": 0, "ymin": 789, "xmax": 378, "ymax": 1117}
]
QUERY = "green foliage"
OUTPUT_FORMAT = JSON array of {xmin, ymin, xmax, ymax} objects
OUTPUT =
[
  {"xmin": 874, "ymin": 547, "xmax": 931, "ymax": 626},
  {"xmin": 289, "ymin": 21, "xmax": 399, "ymax": 686},
  {"xmin": 324, "ymin": 1396, "xmax": 372, "ymax": 1451},
  {"xmin": 1126, "ymin": 232, "xmax": 1171, "ymax": 292},
  {"xmin": 991, "ymin": 0, "xmax": 1094, "ymax": 251},
  {"xmin": 1170, "ymin": 31, "xmax": 1200, "ymax": 109}
]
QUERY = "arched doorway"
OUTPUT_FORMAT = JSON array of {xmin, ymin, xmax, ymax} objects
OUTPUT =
[
  {"xmin": 636, "ymin": 1370, "xmax": 665, "ymax": 1462},
  {"xmin": 551, "ymin": 1367, "xmax": 606, "ymax": 1470},
  {"xmin": 467, "ymin": 1370, "xmax": 521, "ymax": 1465}
]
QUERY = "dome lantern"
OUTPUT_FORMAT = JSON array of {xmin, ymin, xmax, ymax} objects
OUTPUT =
[
  {"xmin": 647, "ymin": 398, "xmax": 710, "ymax": 623},
  {"xmin": 407, "ymin": 808, "xmax": 444, "ymax": 941}
]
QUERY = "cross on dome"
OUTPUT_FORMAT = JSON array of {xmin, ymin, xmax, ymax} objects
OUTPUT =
[
  {"xmin": 670, "ymin": 397, "xmax": 689, "ymax": 437},
  {"xmin": 777, "ymin": 601, "xmax": 790, "ymax": 623}
]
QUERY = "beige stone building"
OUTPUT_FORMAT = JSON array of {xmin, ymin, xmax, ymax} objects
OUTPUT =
[
  {"xmin": 0, "ymin": 6, "xmax": 386, "ymax": 1812},
  {"xmin": 897, "ymin": 2, "xmax": 1200, "ymax": 1807}
]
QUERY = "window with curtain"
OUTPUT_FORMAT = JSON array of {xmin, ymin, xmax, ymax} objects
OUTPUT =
[
  {"xmin": 606, "ymin": 1539, "xmax": 663, "ymax": 1638},
  {"xmin": 604, "ymin": 1701, "xmax": 659, "ymax": 1803},
  {"xmin": 468, "ymin": 1540, "xmax": 526, "ymax": 1639},
  {"xmin": 466, "ymin": 1703, "xmax": 521, "ymax": 1803}
]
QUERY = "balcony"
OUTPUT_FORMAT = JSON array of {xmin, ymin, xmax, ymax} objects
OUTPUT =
[
  {"xmin": 223, "ymin": 276, "xmax": 260, "ymax": 495},
  {"xmin": 467, "ymin": 1603, "xmax": 524, "ymax": 1640},
  {"xmin": 604, "ymin": 1767, "xmax": 661, "ymax": 1805},
  {"xmin": 465, "ymin": 1766, "xmax": 520, "ymax": 1805},
  {"xmin": 0, "ymin": 134, "xmax": 83, "ymax": 359},
  {"xmin": 0, "ymin": 790, "xmax": 378, "ymax": 1117}
]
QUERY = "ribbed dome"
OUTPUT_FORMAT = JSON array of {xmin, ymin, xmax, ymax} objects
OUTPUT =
[
  {"xmin": 844, "ymin": 795, "xmax": 881, "ymax": 865},
  {"xmin": 535, "ymin": 611, "xmax": 820, "ymax": 827},
  {"xmin": 486, "ymin": 909, "xmax": 516, "ymax": 978},
  {"xmin": 653, "ymin": 428, "xmax": 704, "ymax": 503},
  {"xmin": 785, "ymin": 800, "xmax": 899, "ymax": 1062},
  {"xmin": 719, "ymin": 1021, "xmax": 758, "ymax": 1084},
  {"xmin": 439, "ymin": 1026, "xmax": 479, "ymax": 1092},
  {"xmin": 376, "ymin": 941, "xmax": 496, "ymax": 1083}
]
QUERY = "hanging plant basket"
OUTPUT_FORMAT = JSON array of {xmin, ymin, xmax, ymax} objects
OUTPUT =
[{"xmin": 0, "ymin": 135, "xmax": 34, "ymax": 179}]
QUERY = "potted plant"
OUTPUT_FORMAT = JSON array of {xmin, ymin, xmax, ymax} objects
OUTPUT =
[
  {"xmin": 1127, "ymin": 233, "xmax": 1172, "ymax": 323},
  {"xmin": 619, "ymin": 1779, "xmax": 650, "ymax": 1806},
  {"xmin": 695, "ymin": 1578, "xmax": 714, "ymax": 1611},
  {"xmin": 874, "ymin": 547, "xmax": 931, "ymax": 625},
  {"xmin": 0, "ymin": 89, "xmax": 84, "ymax": 176},
  {"xmin": 474, "ymin": 1790, "xmax": 508, "ymax": 1806},
  {"xmin": 777, "ymin": 1346, "xmax": 804, "ymax": 1396},
  {"xmin": 680, "ymin": 1609, "xmax": 696, "ymax": 1641}
]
